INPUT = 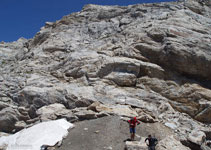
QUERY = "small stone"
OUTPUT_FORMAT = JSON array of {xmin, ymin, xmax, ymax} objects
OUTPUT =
[
  {"xmin": 87, "ymin": 101, "xmax": 101, "ymax": 112},
  {"xmin": 0, "ymin": 132, "xmax": 9, "ymax": 137},
  {"xmin": 104, "ymin": 146, "xmax": 112, "ymax": 150},
  {"xmin": 95, "ymin": 130, "xmax": 100, "ymax": 134},
  {"xmin": 18, "ymin": 107, "xmax": 27, "ymax": 114}
]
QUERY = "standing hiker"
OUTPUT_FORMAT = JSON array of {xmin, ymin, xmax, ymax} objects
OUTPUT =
[
  {"xmin": 145, "ymin": 135, "xmax": 158, "ymax": 150},
  {"xmin": 127, "ymin": 117, "xmax": 140, "ymax": 141}
]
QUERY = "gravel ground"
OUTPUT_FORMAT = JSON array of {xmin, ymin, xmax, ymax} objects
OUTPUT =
[{"xmin": 56, "ymin": 116, "xmax": 173, "ymax": 150}]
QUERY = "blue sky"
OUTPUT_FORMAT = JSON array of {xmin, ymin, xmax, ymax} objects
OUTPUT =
[{"xmin": 0, "ymin": 0, "xmax": 175, "ymax": 42}]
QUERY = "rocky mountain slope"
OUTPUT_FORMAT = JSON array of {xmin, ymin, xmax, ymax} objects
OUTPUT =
[
  {"xmin": 0, "ymin": 0, "xmax": 211, "ymax": 149},
  {"xmin": 57, "ymin": 116, "xmax": 174, "ymax": 150}
]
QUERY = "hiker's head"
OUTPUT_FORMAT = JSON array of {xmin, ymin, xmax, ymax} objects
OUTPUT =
[
  {"xmin": 133, "ymin": 117, "xmax": 136, "ymax": 120},
  {"xmin": 148, "ymin": 135, "xmax": 151, "ymax": 138}
]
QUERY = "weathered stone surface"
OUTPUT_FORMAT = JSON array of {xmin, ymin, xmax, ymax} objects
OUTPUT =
[
  {"xmin": 0, "ymin": 102, "xmax": 9, "ymax": 111},
  {"xmin": 137, "ymin": 77, "xmax": 211, "ymax": 123},
  {"xmin": 43, "ymin": 41, "xmax": 67, "ymax": 53},
  {"xmin": 0, "ymin": 105, "xmax": 33, "ymax": 133},
  {"xmin": 125, "ymin": 139, "xmax": 147, "ymax": 150},
  {"xmin": 201, "ymin": 143, "xmax": 211, "ymax": 150},
  {"xmin": 188, "ymin": 130, "xmax": 206, "ymax": 145},
  {"xmin": 87, "ymin": 101, "xmax": 101, "ymax": 112},
  {"xmin": 0, "ymin": 0, "xmax": 211, "ymax": 148},
  {"xmin": 104, "ymin": 72, "xmax": 137, "ymax": 87},
  {"xmin": 14, "ymin": 121, "xmax": 27, "ymax": 131},
  {"xmin": 137, "ymin": 112, "xmax": 156, "ymax": 123},
  {"xmin": 26, "ymin": 117, "xmax": 40, "ymax": 124},
  {"xmin": 195, "ymin": 106, "xmax": 211, "ymax": 123},
  {"xmin": 28, "ymin": 105, "xmax": 37, "ymax": 119},
  {"xmin": 74, "ymin": 99, "xmax": 93, "ymax": 108},
  {"xmin": 0, "ymin": 107, "xmax": 20, "ymax": 133},
  {"xmin": 157, "ymin": 135, "xmax": 191, "ymax": 150},
  {"xmin": 165, "ymin": 122, "xmax": 178, "ymax": 130},
  {"xmin": 96, "ymin": 104, "xmax": 138, "ymax": 117},
  {"xmin": 36, "ymin": 103, "xmax": 75, "ymax": 121},
  {"xmin": 73, "ymin": 108, "xmax": 97, "ymax": 120}
]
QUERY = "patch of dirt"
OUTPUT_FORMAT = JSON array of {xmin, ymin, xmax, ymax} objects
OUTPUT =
[{"xmin": 57, "ymin": 116, "xmax": 173, "ymax": 150}]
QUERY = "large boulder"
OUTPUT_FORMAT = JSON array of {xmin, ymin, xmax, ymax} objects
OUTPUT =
[
  {"xmin": 17, "ymin": 86, "xmax": 68, "ymax": 109},
  {"xmin": 0, "ymin": 107, "xmax": 20, "ymax": 133},
  {"xmin": 36, "ymin": 103, "xmax": 76, "ymax": 122},
  {"xmin": 0, "ymin": 106, "xmax": 32, "ymax": 133}
]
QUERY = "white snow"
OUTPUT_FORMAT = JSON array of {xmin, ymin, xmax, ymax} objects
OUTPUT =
[{"xmin": 0, "ymin": 119, "xmax": 74, "ymax": 150}]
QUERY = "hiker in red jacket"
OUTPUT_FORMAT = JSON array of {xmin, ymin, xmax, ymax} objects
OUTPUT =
[{"xmin": 127, "ymin": 117, "xmax": 140, "ymax": 141}]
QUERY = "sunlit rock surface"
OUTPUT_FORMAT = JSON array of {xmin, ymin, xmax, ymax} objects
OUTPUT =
[{"xmin": 0, "ymin": 0, "xmax": 211, "ymax": 149}]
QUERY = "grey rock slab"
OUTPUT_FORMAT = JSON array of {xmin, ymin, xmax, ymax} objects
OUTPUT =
[
  {"xmin": 36, "ymin": 103, "xmax": 74, "ymax": 121},
  {"xmin": 188, "ymin": 130, "xmax": 206, "ymax": 146},
  {"xmin": 95, "ymin": 104, "xmax": 138, "ymax": 117},
  {"xmin": 104, "ymin": 72, "xmax": 137, "ymax": 87},
  {"xmin": 125, "ymin": 140, "xmax": 147, "ymax": 150},
  {"xmin": 73, "ymin": 109, "xmax": 97, "ymax": 120}
]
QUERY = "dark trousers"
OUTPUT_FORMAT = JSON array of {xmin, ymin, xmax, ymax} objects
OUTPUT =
[{"xmin": 148, "ymin": 146, "xmax": 155, "ymax": 150}]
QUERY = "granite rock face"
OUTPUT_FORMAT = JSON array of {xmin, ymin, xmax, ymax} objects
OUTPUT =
[{"xmin": 0, "ymin": 0, "xmax": 211, "ymax": 149}]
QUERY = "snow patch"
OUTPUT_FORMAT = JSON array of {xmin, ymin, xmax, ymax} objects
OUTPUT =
[{"xmin": 0, "ymin": 119, "xmax": 74, "ymax": 150}]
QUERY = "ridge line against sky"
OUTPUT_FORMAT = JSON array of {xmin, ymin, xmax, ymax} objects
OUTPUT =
[{"xmin": 0, "ymin": 0, "xmax": 176, "ymax": 42}]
